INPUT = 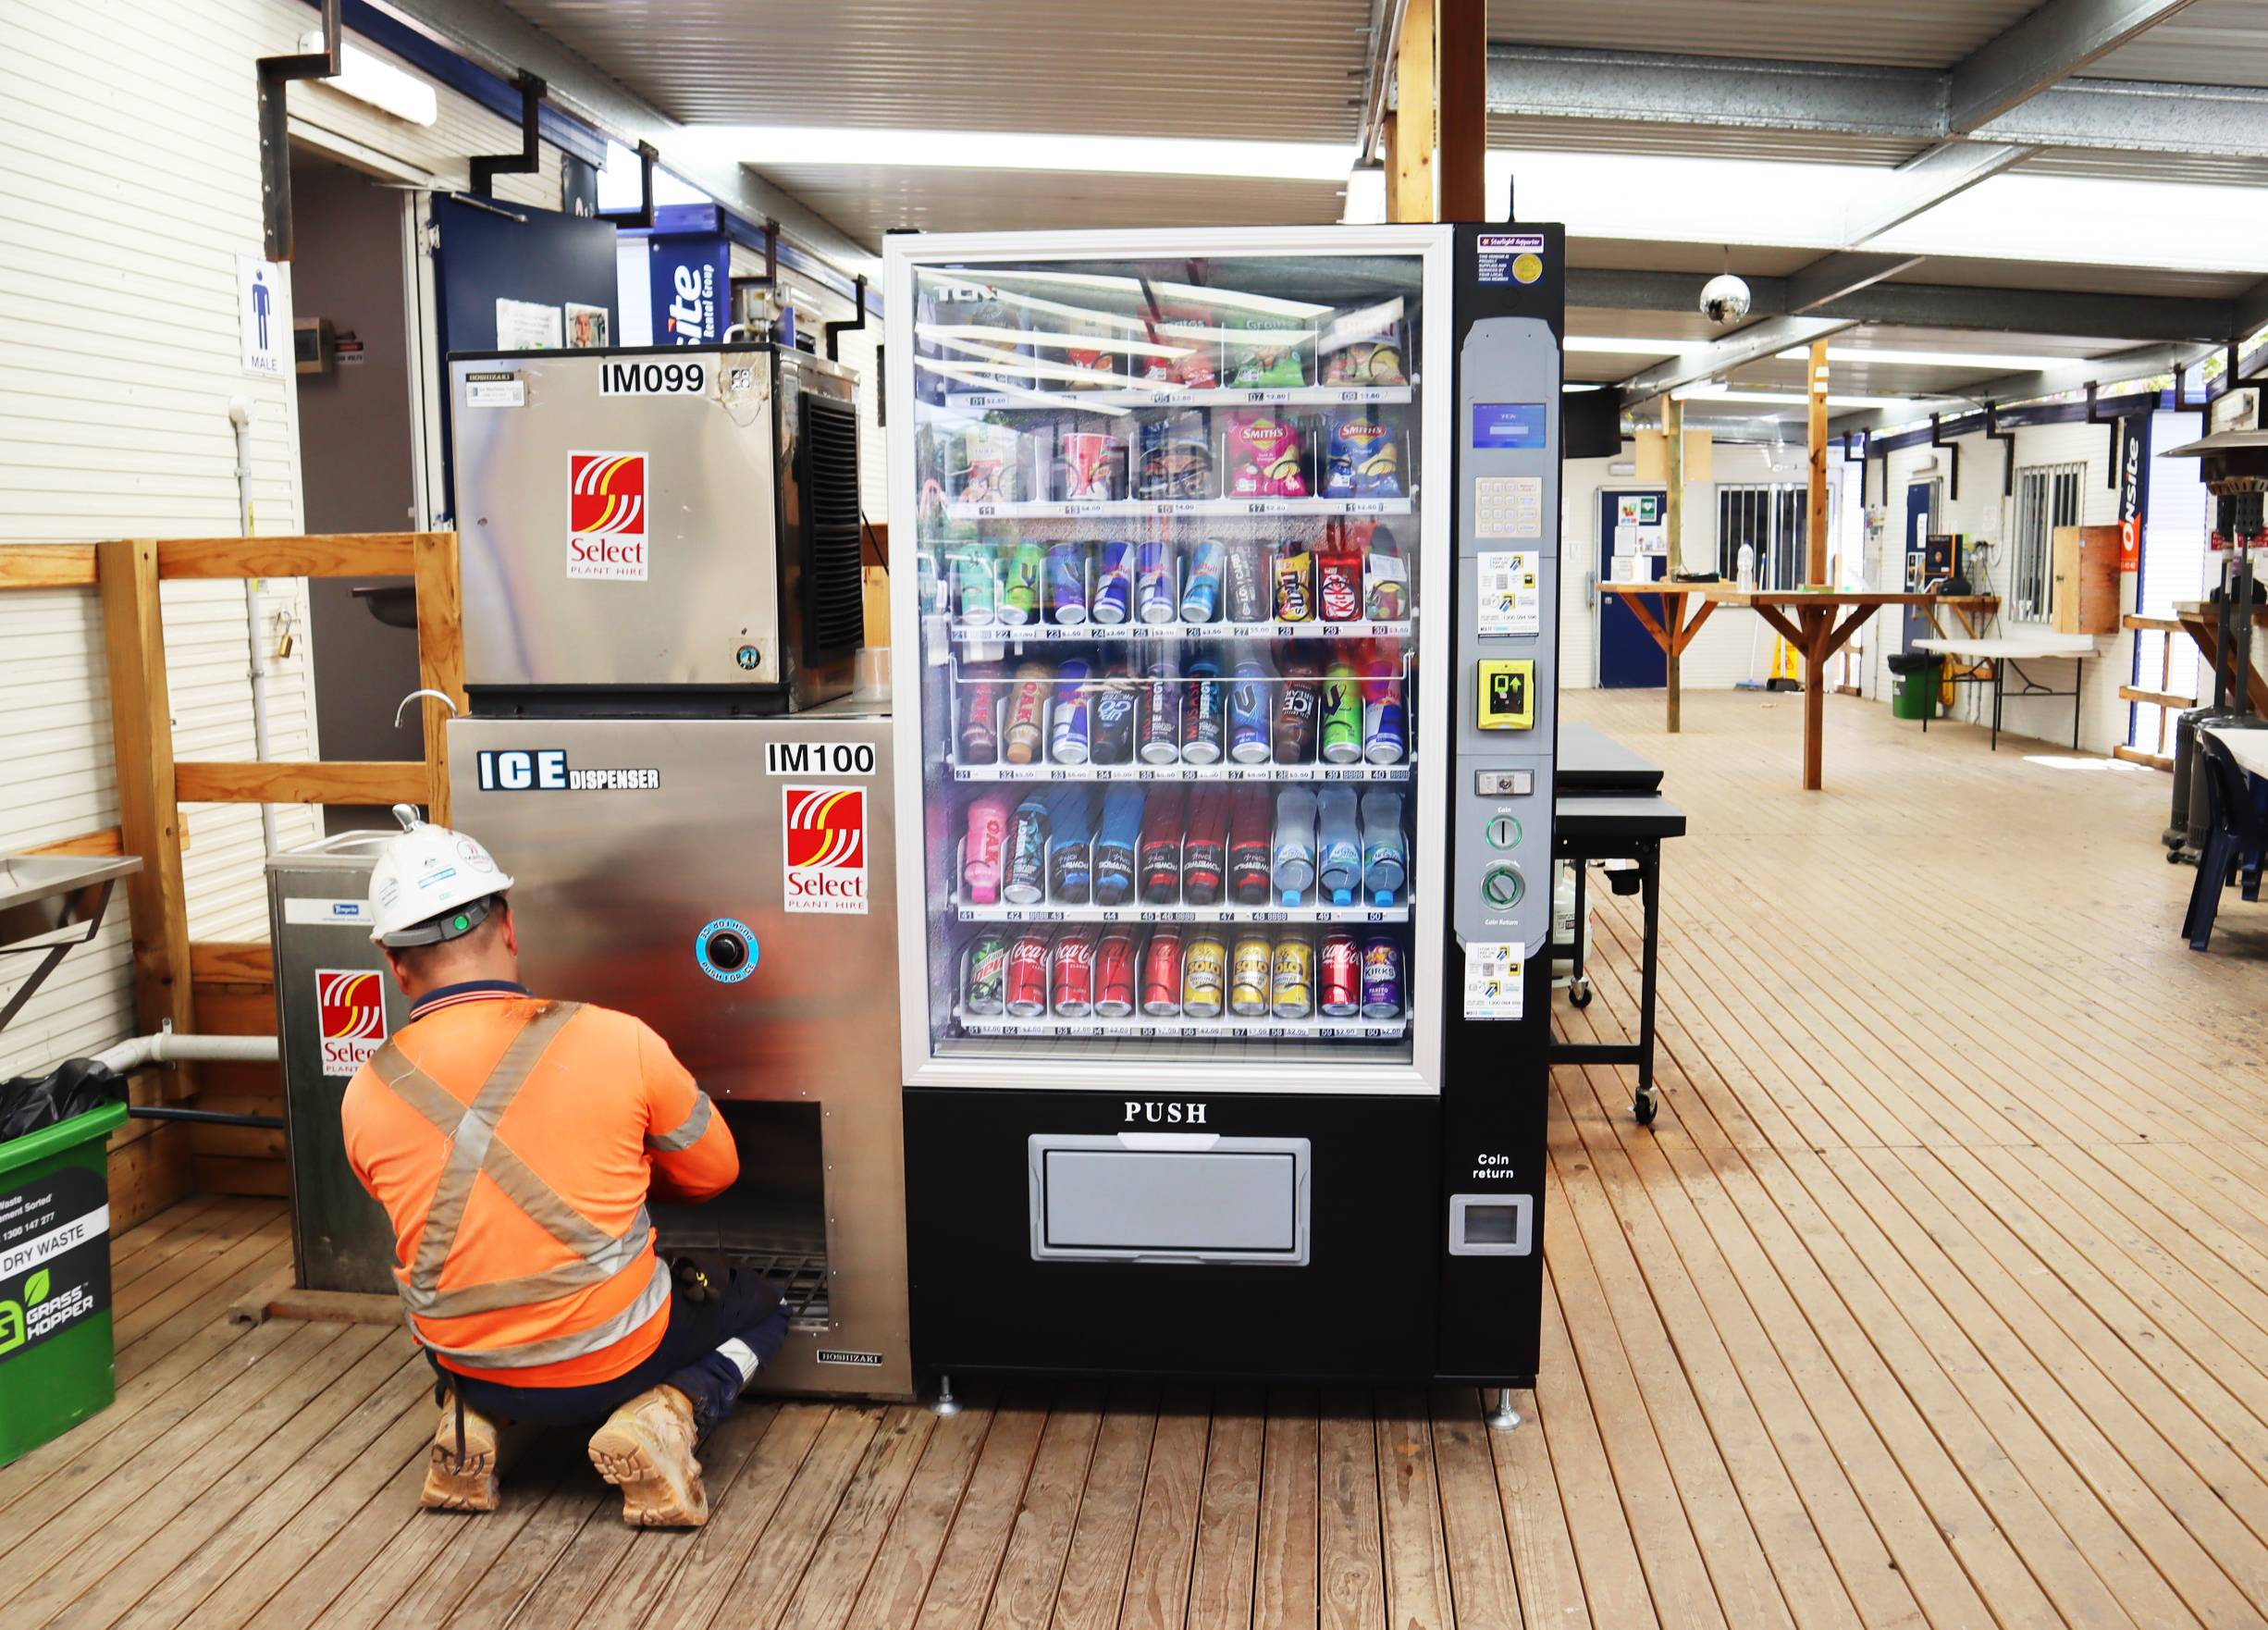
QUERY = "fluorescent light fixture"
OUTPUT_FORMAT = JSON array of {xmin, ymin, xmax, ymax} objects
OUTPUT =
[
  {"xmin": 1683, "ymin": 387, "xmax": 1924, "ymax": 410},
  {"xmin": 1774, "ymin": 344, "xmax": 2084, "ymax": 371},
  {"xmin": 300, "ymin": 31, "xmax": 437, "ymax": 126},
  {"xmin": 1344, "ymin": 160, "xmax": 1386, "ymax": 226},
  {"xmin": 1567, "ymin": 337, "xmax": 1714, "ymax": 356},
  {"xmin": 1566, "ymin": 383, "xmax": 1605, "ymax": 392},
  {"xmin": 682, "ymin": 126, "xmax": 1356, "ymax": 180}
]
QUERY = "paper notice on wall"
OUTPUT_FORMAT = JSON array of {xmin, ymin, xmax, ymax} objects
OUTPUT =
[
  {"xmin": 1613, "ymin": 550, "xmax": 1646, "ymax": 583},
  {"xmin": 497, "ymin": 298, "xmax": 564, "ymax": 351},
  {"xmin": 1478, "ymin": 551, "xmax": 1542, "ymax": 636},
  {"xmin": 1633, "ymin": 525, "xmax": 1668, "ymax": 556},
  {"xmin": 1464, "ymin": 944, "xmax": 1524, "ymax": 1020}
]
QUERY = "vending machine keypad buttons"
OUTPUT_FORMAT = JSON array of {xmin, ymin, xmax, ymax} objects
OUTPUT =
[{"xmin": 1474, "ymin": 660, "xmax": 1535, "ymax": 731}]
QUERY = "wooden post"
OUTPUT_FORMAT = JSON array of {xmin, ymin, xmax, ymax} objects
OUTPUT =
[
  {"xmin": 97, "ymin": 538, "xmax": 194, "ymax": 1215},
  {"xmin": 1390, "ymin": 0, "xmax": 1436, "ymax": 223},
  {"xmin": 1436, "ymin": 0, "xmax": 1485, "ymax": 220},
  {"xmin": 413, "ymin": 530, "xmax": 465, "ymax": 825},
  {"xmin": 1802, "ymin": 608, "xmax": 1827, "ymax": 791},
  {"xmin": 1808, "ymin": 340, "xmax": 1830, "ymax": 586},
  {"xmin": 1664, "ymin": 396, "xmax": 1684, "ymax": 735}
]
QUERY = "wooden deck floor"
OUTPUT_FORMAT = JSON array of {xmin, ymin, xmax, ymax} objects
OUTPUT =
[{"xmin": 9, "ymin": 688, "xmax": 2268, "ymax": 1630}]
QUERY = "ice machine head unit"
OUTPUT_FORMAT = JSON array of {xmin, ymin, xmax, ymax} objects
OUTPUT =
[{"xmin": 449, "ymin": 343, "xmax": 866, "ymax": 716}]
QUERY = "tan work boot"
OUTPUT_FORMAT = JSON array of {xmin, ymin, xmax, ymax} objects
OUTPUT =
[
  {"xmin": 587, "ymin": 1385, "xmax": 709, "ymax": 1527},
  {"xmin": 421, "ymin": 1399, "xmax": 500, "ymax": 1513}
]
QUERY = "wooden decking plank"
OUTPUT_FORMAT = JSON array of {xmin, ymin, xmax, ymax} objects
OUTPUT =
[
  {"xmin": 1529, "ymin": 1274, "xmax": 1657, "ymax": 1630},
  {"xmin": 1185, "ymin": 1391, "xmax": 1264, "ymax": 1630},
  {"xmin": 1484, "ymin": 1386, "xmax": 1592, "ymax": 1630},
  {"xmin": 775, "ymin": 1404, "xmax": 941, "ymax": 1630},
  {"xmin": 977, "ymin": 1388, "xmax": 1103, "ymax": 1630},
  {"xmin": 906, "ymin": 1389, "xmax": 1052, "ymax": 1630},
  {"xmin": 110, "ymin": 1200, "xmax": 276, "ymax": 1313},
  {"xmin": 432, "ymin": 1463, "xmax": 614, "ymax": 1630},
  {"xmin": 1045, "ymin": 1387, "xmax": 1159, "ymax": 1630},
  {"xmin": 1316, "ymin": 1390, "xmax": 1386, "ymax": 1630},
  {"xmin": 1251, "ymin": 1390, "xmax": 1319, "ymax": 1630},
  {"xmin": 1117, "ymin": 1389, "xmax": 1211, "ymax": 1630},
  {"xmin": 113, "ymin": 1220, "xmax": 288, "ymax": 1352},
  {"xmin": 1426, "ymin": 1390, "xmax": 1522, "ymax": 1630},
  {"xmin": 1374, "ymin": 1389, "xmax": 1455, "ymax": 1630},
  {"xmin": 838, "ymin": 1391, "xmax": 998, "ymax": 1630},
  {"xmin": 347, "ymin": 1438, "xmax": 591, "ymax": 1630}
]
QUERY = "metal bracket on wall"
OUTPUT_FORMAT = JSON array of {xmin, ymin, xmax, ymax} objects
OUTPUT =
[
  {"xmin": 597, "ymin": 140, "xmax": 659, "ymax": 230},
  {"xmin": 469, "ymin": 70, "xmax": 547, "ymax": 199},
  {"xmin": 2174, "ymin": 357, "xmax": 2211, "ymax": 428},
  {"xmin": 1843, "ymin": 430, "xmax": 1868, "ymax": 507},
  {"xmin": 824, "ymin": 274, "xmax": 869, "ymax": 363},
  {"xmin": 2086, "ymin": 384, "xmax": 2125, "ymax": 490},
  {"xmin": 254, "ymin": 0, "xmax": 340, "ymax": 260},
  {"xmin": 1930, "ymin": 414, "xmax": 1961, "ymax": 503},
  {"xmin": 1984, "ymin": 404, "xmax": 2016, "ymax": 499}
]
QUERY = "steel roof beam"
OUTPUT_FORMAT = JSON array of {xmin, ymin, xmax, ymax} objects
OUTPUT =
[
  {"xmin": 1946, "ymin": 0, "xmax": 2204, "ymax": 134},
  {"xmin": 1620, "ymin": 315, "xmax": 1854, "ymax": 411},
  {"xmin": 1827, "ymin": 340, "xmax": 2216, "ymax": 435}
]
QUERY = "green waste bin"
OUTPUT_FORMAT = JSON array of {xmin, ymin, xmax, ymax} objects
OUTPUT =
[
  {"xmin": 0, "ymin": 1100, "xmax": 128, "ymax": 1464},
  {"xmin": 1892, "ymin": 658, "xmax": 1942, "ymax": 721}
]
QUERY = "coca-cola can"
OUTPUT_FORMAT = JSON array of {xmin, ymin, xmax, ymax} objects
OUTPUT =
[
  {"xmin": 1319, "ymin": 932, "xmax": 1361, "ymax": 1018},
  {"xmin": 1004, "ymin": 930, "xmax": 1052, "ymax": 1018},
  {"xmin": 1051, "ymin": 927, "xmax": 1096, "ymax": 1018},
  {"xmin": 1094, "ymin": 926, "xmax": 1140, "ymax": 1018},
  {"xmin": 1141, "ymin": 927, "xmax": 1185, "ymax": 1018}
]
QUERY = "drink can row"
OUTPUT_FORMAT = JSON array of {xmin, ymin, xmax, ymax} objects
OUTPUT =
[{"xmin": 966, "ymin": 927, "xmax": 1403, "ymax": 1023}]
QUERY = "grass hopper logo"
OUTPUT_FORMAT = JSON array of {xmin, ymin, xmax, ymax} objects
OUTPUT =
[
  {"xmin": 782, "ymin": 785, "xmax": 869, "ymax": 915},
  {"xmin": 317, "ymin": 969, "xmax": 388, "ymax": 1078},
  {"xmin": 0, "ymin": 1168, "xmax": 109, "ymax": 1363}
]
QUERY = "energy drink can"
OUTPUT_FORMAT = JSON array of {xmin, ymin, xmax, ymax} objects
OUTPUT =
[
  {"xmin": 957, "ymin": 664, "xmax": 1002, "ymax": 765},
  {"xmin": 1321, "ymin": 663, "xmax": 1362, "ymax": 764},
  {"xmin": 950, "ymin": 545, "xmax": 997, "ymax": 624},
  {"xmin": 1094, "ymin": 927, "xmax": 1140, "ymax": 1019},
  {"xmin": 1049, "ymin": 659, "xmax": 1091, "ymax": 765},
  {"xmin": 1051, "ymin": 927, "xmax": 1095, "ymax": 1018},
  {"xmin": 1005, "ymin": 930, "xmax": 1051, "ymax": 1018},
  {"xmin": 1091, "ymin": 667, "xmax": 1137, "ymax": 764},
  {"xmin": 1004, "ymin": 663, "xmax": 1049, "ymax": 765},
  {"xmin": 1092, "ymin": 541, "xmax": 1134, "ymax": 624},
  {"xmin": 1228, "ymin": 657, "xmax": 1272, "ymax": 763},
  {"xmin": 1005, "ymin": 796, "xmax": 1049, "ymax": 905},
  {"xmin": 1181, "ymin": 660, "xmax": 1225, "ymax": 764},
  {"xmin": 1224, "ymin": 540, "xmax": 1270, "ymax": 623},
  {"xmin": 1275, "ymin": 548, "xmax": 1313, "ymax": 622},
  {"xmin": 1179, "ymin": 540, "xmax": 1225, "ymax": 624},
  {"xmin": 1363, "ymin": 673, "xmax": 1406, "ymax": 765},
  {"xmin": 1319, "ymin": 932, "xmax": 1361, "ymax": 1018},
  {"xmin": 1323, "ymin": 418, "xmax": 1402, "ymax": 498},
  {"xmin": 1230, "ymin": 933, "xmax": 1272, "ymax": 1017},
  {"xmin": 1045, "ymin": 542, "xmax": 1090, "ymax": 624},
  {"xmin": 965, "ymin": 932, "xmax": 1008, "ymax": 1016},
  {"xmin": 1139, "ymin": 656, "xmax": 1179, "ymax": 764},
  {"xmin": 1272, "ymin": 933, "xmax": 1313, "ymax": 1019},
  {"xmin": 1274, "ymin": 661, "xmax": 1319, "ymax": 764},
  {"xmin": 1142, "ymin": 927, "xmax": 1185, "ymax": 1018},
  {"xmin": 1360, "ymin": 935, "xmax": 1404, "ymax": 1019},
  {"xmin": 1183, "ymin": 931, "xmax": 1226, "ymax": 1019},
  {"xmin": 1000, "ymin": 539, "xmax": 1044, "ymax": 625},
  {"xmin": 1136, "ymin": 540, "xmax": 1177, "ymax": 624}
]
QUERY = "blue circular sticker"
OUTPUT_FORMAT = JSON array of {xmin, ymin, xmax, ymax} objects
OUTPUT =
[{"xmin": 695, "ymin": 917, "xmax": 759, "ymax": 983}]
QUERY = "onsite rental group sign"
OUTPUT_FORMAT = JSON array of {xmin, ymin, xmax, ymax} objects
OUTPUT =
[{"xmin": 648, "ymin": 233, "xmax": 729, "ymax": 346}]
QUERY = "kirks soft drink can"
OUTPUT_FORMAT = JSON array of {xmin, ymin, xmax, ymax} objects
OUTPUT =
[
  {"xmin": 966, "ymin": 932, "xmax": 1008, "ymax": 1016},
  {"xmin": 1005, "ymin": 930, "xmax": 1051, "ymax": 1018},
  {"xmin": 1049, "ymin": 659, "xmax": 1092, "ymax": 764},
  {"xmin": 1319, "ymin": 932, "xmax": 1361, "ymax": 1018},
  {"xmin": 1136, "ymin": 540, "xmax": 1177, "ymax": 624},
  {"xmin": 1045, "ymin": 542, "xmax": 1090, "ymax": 624},
  {"xmin": 1230, "ymin": 932, "xmax": 1272, "ymax": 1017},
  {"xmin": 1181, "ymin": 660, "xmax": 1225, "ymax": 764},
  {"xmin": 1051, "ymin": 927, "xmax": 1096, "ymax": 1018},
  {"xmin": 1183, "ymin": 931, "xmax": 1226, "ymax": 1019},
  {"xmin": 1272, "ymin": 932, "xmax": 1314, "ymax": 1019},
  {"xmin": 1001, "ymin": 539, "xmax": 1044, "ymax": 625},
  {"xmin": 1094, "ymin": 927, "xmax": 1140, "ymax": 1019},
  {"xmin": 1092, "ymin": 541, "xmax": 1134, "ymax": 624},
  {"xmin": 1360, "ymin": 934, "xmax": 1404, "ymax": 1019},
  {"xmin": 1141, "ymin": 927, "xmax": 1185, "ymax": 1017}
]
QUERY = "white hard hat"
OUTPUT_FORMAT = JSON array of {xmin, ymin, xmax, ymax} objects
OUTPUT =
[{"xmin": 367, "ymin": 804, "xmax": 515, "ymax": 947}]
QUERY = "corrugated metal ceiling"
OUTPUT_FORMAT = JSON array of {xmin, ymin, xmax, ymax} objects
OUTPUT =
[
  {"xmin": 499, "ymin": 0, "xmax": 1376, "ymax": 140},
  {"xmin": 1488, "ymin": 117, "xmax": 1927, "ymax": 169},
  {"xmin": 2084, "ymin": 0, "xmax": 2268, "ymax": 89},
  {"xmin": 1485, "ymin": 0, "xmax": 2040, "ymax": 70},
  {"xmin": 1886, "ymin": 255, "xmax": 2258, "ymax": 300}
]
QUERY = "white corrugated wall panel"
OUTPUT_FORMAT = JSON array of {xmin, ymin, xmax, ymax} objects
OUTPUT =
[{"xmin": 0, "ymin": 0, "xmax": 579, "ymax": 1077}]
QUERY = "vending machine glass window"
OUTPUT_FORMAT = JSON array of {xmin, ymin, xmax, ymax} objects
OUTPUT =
[{"xmin": 889, "ymin": 231, "xmax": 1450, "ymax": 1093}]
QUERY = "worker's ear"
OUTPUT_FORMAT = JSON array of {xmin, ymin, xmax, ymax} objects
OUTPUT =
[
  {"xmin": 497, "ymin": 900, "xmax": 519, "ymax": 957},
  {"xmin": 380, "ymin": 945, "xmax": 412, "ymax": 994}
]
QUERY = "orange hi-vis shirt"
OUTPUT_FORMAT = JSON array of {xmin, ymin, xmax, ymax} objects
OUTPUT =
[{"xmin": 340, "ymin": 984, "xmax": 737, "ymax": 1388}]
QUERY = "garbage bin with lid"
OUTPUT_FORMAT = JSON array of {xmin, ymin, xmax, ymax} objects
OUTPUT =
[
  {"xmin": 1887, "ymin": 652, "xmax": 1942, "ymax": 721},
  {"xmin": 0, "ymin": 1099, "xmax": 129, "ymax": 1464}
]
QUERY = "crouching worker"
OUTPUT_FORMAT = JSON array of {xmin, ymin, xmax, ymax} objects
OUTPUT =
[{"xmin": 341, "ymin": 806, "xmax": 785, "ymax": 1526}]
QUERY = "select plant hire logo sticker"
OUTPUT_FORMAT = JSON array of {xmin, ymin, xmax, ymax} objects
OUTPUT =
[
  {"xmin": 317, "ymin": 969, "xmax": 388, "ymax": 1078},
  {"xmin": 567, "ymin": 450, "xmax": 648, "ymax": 581},
  {"xmin": 782, "ymin": 785, "xmax": 869, "ymax": 915}
]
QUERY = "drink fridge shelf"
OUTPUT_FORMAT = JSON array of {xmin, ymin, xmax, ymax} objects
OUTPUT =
[
  {"xmin": 935, "ymin": 496, "xmax": 1411, "ymax": 525},
  {"xmin": 948, "ymin": 759, "xmax": 1414, "ymax": 784},
  {"xmin": 947, "ymin": 618, "xmax": 1415, "ymax": 646},
  {"xmin": 953, "ymin": 1006, "xmax": 1410, "ymax": 1042},
  {"xmin": 940, "ymin": 384, "xmax": 1415, "ymax": 412},
  {"xmin": 952, "ymin": 895, "xmax": 1412, "ymax": 926}
]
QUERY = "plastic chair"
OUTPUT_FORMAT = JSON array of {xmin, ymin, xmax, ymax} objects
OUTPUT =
[{"xmin": 2182, "ymin": 732, "xmax": 2268, "ymax": 951}]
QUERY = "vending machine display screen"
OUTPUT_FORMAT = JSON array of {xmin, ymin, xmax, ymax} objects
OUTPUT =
[{"xmin": 1472, "ymin": 402, "xmax": 1548, "ymax": 450}]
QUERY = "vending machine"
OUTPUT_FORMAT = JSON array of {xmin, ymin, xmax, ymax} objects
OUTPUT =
[{"xmin": 886, "ymin": 225, "xmax": 1563, "ymax": 1389}]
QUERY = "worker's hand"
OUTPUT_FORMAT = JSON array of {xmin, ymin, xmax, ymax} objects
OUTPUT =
[{"xmin": 671, "ymin": 1253, "xmax": 725, "ymax": 1306}]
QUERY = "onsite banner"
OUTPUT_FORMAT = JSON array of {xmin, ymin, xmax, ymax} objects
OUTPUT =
[
  {"xmin": 647, "ymin": 233, "xmax": 730, "ymax": 346},
  {"xmin": 2118, "ymin": 414, "xmax": 2149, "ymax": 572}
]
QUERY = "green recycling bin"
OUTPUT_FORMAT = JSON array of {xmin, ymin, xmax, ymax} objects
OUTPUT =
[
  {"xmin": 0, "ymin": 1100, "xmax": 128, "ymax": 1464},
  {"xmin": 1892, "ymin": 659, "xmax": 1942, "ymax": 721}
]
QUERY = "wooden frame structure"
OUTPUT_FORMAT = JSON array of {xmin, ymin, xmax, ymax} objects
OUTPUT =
[{"xmin": 3, "ymin": 533, "xmax": 463, "ymax": 1222}]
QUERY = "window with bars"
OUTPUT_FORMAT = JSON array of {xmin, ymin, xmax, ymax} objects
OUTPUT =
[
  {"xmin": 2010, "ymin": 463, "xmax": 2084, "ymax": 624},
  {"xmin": 1718, "ymin": 484, "xmax": 1809, "ymax": 587}
]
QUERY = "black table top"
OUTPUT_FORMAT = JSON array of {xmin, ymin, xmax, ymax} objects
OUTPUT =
[
  {"xmin": 1559, "ymin": 722, "xmax": 1664, "ymax": 794},
  {"xmin": 1556, "ymin": 793, "xmax": 1686, "ymax": 843}
]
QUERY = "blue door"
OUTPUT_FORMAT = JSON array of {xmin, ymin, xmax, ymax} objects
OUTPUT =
[
  {"xmin": 1598, "ymin": 488, "xmax": 1669, "ymax": 688},
  {"xmin": 1901, "ymin": 481, "xmax": 1936, "ymax": 649}
]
